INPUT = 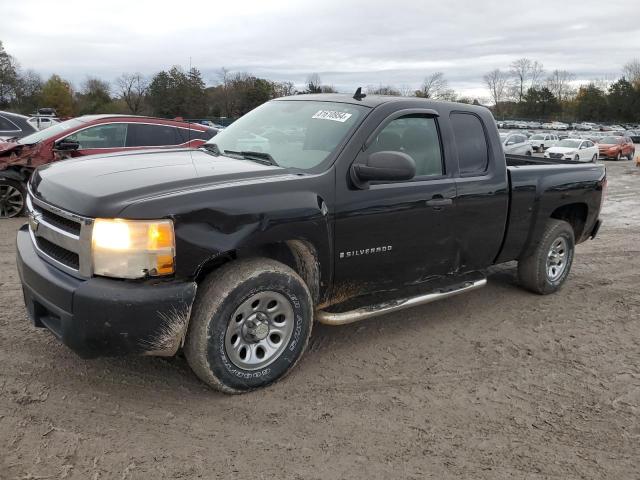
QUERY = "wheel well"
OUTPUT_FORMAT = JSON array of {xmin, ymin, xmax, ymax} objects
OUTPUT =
[
  {"xmin": 550, "ymin": 203, "xmax": 588, "ymax": 240},
  {"xmin": 194, "ymin": 240, "xmax": 321, "ymax": 302}
]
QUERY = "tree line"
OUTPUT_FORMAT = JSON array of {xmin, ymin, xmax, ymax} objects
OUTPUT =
[
  {"xmin": 1, "ymin": 41, "xmax": 639, "ymax": 123},
  {"xmin": 483, "ymin": 58, "xmax": 640, "ymax": 122}
]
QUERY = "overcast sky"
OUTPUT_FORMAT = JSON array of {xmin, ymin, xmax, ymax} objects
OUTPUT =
[{"xmin": 3, "ymin": 0, "xmax": 640, "ymax": 98}]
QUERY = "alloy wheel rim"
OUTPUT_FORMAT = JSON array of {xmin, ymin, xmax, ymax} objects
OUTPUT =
[
  {"xmin": 0, "ymin": 185, "xmax": 24, "ymax": 218},
  {"xmin": 546, "ymin": 237, "xmax": 568, "ymax": 281},
  {"xmin": 224, "ymin": 290, "xmax": 295, "ymax": 371}
]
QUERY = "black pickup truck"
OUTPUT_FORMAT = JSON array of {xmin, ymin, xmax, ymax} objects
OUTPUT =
[{"xmin": 16, "ymin": 93, "xmax": 605, "ymax": 393}]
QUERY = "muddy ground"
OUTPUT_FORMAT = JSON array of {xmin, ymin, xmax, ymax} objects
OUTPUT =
[{"xmin": 1, "ymin": 160, "xmax": 639, "ymax": 479}]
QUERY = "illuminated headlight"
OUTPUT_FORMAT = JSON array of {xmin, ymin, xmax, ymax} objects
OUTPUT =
[{"xmin": 92, "ymin": 219, "xmax": 175, "ymax": 279}]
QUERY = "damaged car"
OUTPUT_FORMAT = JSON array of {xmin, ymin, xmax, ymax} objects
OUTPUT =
[{"xmin": 0, "ymin": 115, "xmax": 217, "ymax": 218}]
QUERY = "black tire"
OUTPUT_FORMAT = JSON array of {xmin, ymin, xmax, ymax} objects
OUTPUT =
[
  {"xmin": 591, "ymin": 154, "xmax": 597, "ymax": 163},
  {"xmin": 574, "ymin": 154, "xmax": 580, "ymax": 162},
  {"xmin": 628, "ymin": 151, "xmax": 634, "ymax": 161},
  {"xmin": 0, "ymin": 179, "xmax": 26, "ymax": 218},
  {"xmin": 616, "ymin": 151, "xmax": 622, "ymax": 161},
  {"xmin": 184, "ymin": 258, "xmax": 313, "ymax": 393},
  {"xmin": 518, "ymin": 219, "xmax": 575, "ymax": 295},
  {"xmin": 525, "ymin": 150, "xmax": 532, "ymax": 156}
]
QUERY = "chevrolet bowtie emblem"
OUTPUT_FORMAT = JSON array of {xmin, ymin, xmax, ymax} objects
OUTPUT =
[{"xmin": 28, "ymin": 212, "xmax": 40, "ymax": 233}]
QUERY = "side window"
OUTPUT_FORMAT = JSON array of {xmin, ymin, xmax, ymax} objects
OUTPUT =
[
  {"xmin": 65, "ymin": 123, "xmax": 127, "ymax": 149},
  {"xmin": 126, "ymin": 124, "xmax": 181, "ymax": 147},
  {"xmin": 369, "ymin": 115, "xmax": 443, "ymax": 177},
  {"xmin": 450, "ymin": 113, "xmax": 489, "ymax": 175},
  {"xmin": 0, "ymin": 115, "xmax": 20, "ymax": 132}
]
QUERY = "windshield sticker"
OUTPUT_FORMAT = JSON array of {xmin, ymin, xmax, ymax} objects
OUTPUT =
[{"xmin": 312, "ymin": 110, "xmax": 353, "ymax": 123}]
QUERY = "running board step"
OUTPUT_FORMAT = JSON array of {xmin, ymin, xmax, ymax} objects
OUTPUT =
[{"xmin": 316, "ymin": 277, "xmax": 487, "ymax": 326}]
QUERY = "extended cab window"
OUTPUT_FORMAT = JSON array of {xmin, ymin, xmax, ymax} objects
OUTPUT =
[
  {"xmin": 65, "ymin": 123, "xmax": 128, "ymax": 149},
  {"xmin": 450, "ymin": 113, "xmax": 489, "ymax": 176},
  {"xmin": 127, "ymin": 123, "xmax": 181, "ymax": 147},
  {"xmin": 370, "ymin": 115, "xmax": 443, "ymax": 177}
]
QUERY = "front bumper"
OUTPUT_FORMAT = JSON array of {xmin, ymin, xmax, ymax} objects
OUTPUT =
[{"xmin": 16, "ymin": 225, "xmax": 197, "ymax": 359}]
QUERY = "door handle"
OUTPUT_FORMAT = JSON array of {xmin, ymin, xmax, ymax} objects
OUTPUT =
[{"xmin": 426, "ymin": 198, "xmax": 453, "ymax": 207}]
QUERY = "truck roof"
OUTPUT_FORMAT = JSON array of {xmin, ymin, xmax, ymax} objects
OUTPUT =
[{"xmin": 276, "ymin": 93, "xmax": 486, "ymax": 112}]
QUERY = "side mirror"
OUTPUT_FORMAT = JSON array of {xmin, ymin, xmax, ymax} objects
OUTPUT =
[
  {"xmin": 351, "ymin": 151, "xmax": 416, "ymax": 188},
  {"xmin": 54, "ymin": 139, "xmax": 80, "ymax": 151}
]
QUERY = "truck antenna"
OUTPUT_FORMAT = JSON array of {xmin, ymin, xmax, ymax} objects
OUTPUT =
[{"xmin": 353, "ymin": 87, "xmax": 366, "ymax": 101}]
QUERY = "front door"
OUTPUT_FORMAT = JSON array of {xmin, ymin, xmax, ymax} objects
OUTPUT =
[{"xmin": 333, "ymin": 113, "xmax": 458, "ymax": 294}]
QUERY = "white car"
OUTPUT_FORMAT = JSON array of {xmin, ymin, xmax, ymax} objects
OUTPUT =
[
  {"xmin": 26, "ymin": 116, "xmax": 60, "ymax": 131},
  {"xmin": 500, "ymin": 132, "xmax": 533, "ymax": 155},
  {"xmin": 550, "ymin": 121, "xmax": 569, "ymax": 131},
  {"xmin": 544, "ymin": 138, "xmax": 598, "ymax": 162},
  {"xmin": 528, "ymin": 133, "xmax": 559, "ymax": 152}
]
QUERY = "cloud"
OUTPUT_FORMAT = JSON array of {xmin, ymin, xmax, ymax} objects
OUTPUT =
[{"xmin": 3, "ymin": 0, "xmax": 639, "ymax": 98}]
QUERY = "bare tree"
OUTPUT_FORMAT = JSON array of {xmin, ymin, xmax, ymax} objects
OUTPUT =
[
  {"xmin": 510, "ymin": 58, "xmax": 545, "ymax": 102},
  {"xmin": 623, "ymin": 58, "xmax": 640, "ymax": 88},
  {"xmin": 397, "ymin": 84, "xmax": 414, "ymax": 97},
  {"xmin": 306, "ymin": 73, "xmax": 322, "ymax": 93},
  {"xmin": 417, "ymin": 72, "xmax": 451, "ymax": 99},
  {"xmin": 115, "ymin": 73, "xmax": 149, "ymax": 114},
  {"xmin": 546, "ymin": 69, "xmax": 575, "ymax": 103},
  {"xmin": 273, "ymin": 81, "xmax": 295, "ymax": 97},
  {"xmin": 368, "ymin": 84, "xmax": 401, "ymax": 96},
  {"xmin": 483, "ymin": 69, "xmax": 509, "ymax": 117}
]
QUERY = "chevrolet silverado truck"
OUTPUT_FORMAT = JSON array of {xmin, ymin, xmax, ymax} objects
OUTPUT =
[{"xmin": 16, "ymin": 93, "xmax": 605, "ymax": 393}]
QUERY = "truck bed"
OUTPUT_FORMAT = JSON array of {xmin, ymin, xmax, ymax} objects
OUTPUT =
[{"xmin": 505, "ymin": 153, "xmax": 586, "ymax": 166}]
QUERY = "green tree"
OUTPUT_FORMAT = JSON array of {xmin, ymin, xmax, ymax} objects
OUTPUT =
[
  {"xmin": 608, "ymin": 78, "xmax": 638, "ymax": 122},
  {"xmin": 40, "ymin": 74, "xmax": 74, "ymax": 117},
  {"xmin": 574, "ymin": 84, "xmax": 607, "ymax": 122},
  {"xmin": 148, "ymin": 66, "xmax": 207, "ymax": 117},
  {"xmin": 13, "ymin": 69, "xmax": 42, "ymax": 114},
  {"xmin": 76, "ymin": 77, "xmax": 112, "ymax": 114},
  {"xmin": 0, "ymin": 41, "xmax": 19, "ymax": 107},
  {"xmin": 521, "ymin": 87, "xmax": 559, "ymax": 119}
]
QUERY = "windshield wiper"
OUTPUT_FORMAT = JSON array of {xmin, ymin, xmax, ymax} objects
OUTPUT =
[{"xmin": 223, "ymin": 150, "xmax": 278, "ymax": 166}]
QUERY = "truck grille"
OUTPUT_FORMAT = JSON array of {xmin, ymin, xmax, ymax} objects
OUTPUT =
[
  {"xmin": 34, "ymin": 236, "xmax": 80, "ymax": 270},
  {"xmin": 26, "ymin": 192, "xmax": 94, "ymax": 278}
]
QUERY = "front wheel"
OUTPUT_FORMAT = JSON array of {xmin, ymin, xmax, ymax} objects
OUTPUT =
[
  {"xmin": 518, "ymin": 219, "xmax": 575, "ymax": 295},
  {"xmin": 616, "ymin": 151, "xmax": 622, "ymax": 161},
  {"xmin": 591, "ymin": 154, "xmax": 598, "ymax": 163},
  {"xmin": 184, "ymin": 258, "xmax": 313, "ymax": 393},
  {"xmin": 0, "ymin": 179, "xmax": 26, "ymax": 218},
  {"xmin": 574, "ymin": 154, "xmax": 580, "ymax": 162}
]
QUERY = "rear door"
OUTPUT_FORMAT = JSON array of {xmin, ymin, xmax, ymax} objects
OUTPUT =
[
  {"xmin": 125, "ymin": 123, "xmax": 183, "ymax": 149},
  {"xmin": 449, "ymin": 111, "xmax": 509, "ymax": 270}
]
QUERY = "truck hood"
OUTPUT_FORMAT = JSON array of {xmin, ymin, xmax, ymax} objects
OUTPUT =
[{"xmin": 30, "ymin": 148, "xmax": 287, "ymax": 217}]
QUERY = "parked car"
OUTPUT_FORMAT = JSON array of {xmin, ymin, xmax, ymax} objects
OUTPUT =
[
  {"xmin": 16, "ymin": 93, "xmax": 605, "ymax": 392},
  {"xmin": 0, "ymin": 111, "xmax": 37, "ymax": 141},
  {"xmin": 529, "ymin": 133, "xmax": 559, "ymax": 152},
  {"xmin": 500, "ymin": 132, "xmax": 533, "ymax": 155},
  {"xmin": 626, "ymin": 130, "xmax": 640, "ymax": 143},
  {"xmin": 597, "ymin": 135, "xmax": 636, "ymax": 161},
  {"xmin": 27, "ymin": 116, "xmax": 60, "ymax": 131},
  {"xmin": 550, "ymin": 122, "xmax": 569, "ymax": 131},
  {"xmin": 0, "ymin": 115, "xmax": 217, "ymax": 217},
  {"xmin": 544, "ymin": 138, "xmax": 598, "ymax": 162},
  {"xmin": 574, "ymin": 123, "xmax": 593, "ymax": 131}
]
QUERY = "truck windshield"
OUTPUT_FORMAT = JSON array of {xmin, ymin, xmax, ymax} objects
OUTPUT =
[
  {"xmin": 204, "ymin": 100, "xmax": 368, "ymax": 170},
  {"xmin": 18, "ymin": 118, "xmax": 86, "ymax": 145}
]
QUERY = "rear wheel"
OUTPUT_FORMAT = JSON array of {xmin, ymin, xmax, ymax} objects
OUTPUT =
[
  {"xmin": 628, "ymin": 151, "xmax": 634, "ymax": 161},
  {"xmin": 0, "ymin": 179, "xmax": 26, "ymax": 218},
  {"xmin": 518, "ymin": 219, "xmax": 575, "ymax": 295},
  {"xmin": 184, "ymin": 258, "xmax": 313, "ymax": 393}
]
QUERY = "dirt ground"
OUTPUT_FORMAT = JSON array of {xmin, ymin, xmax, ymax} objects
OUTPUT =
[{"xmin": 1, "ymin": 159, "xmax": 639, "ymax": 479}]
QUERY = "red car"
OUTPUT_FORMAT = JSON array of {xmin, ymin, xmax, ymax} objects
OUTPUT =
[
  {"xmin": 0, "ymin": 115, "xmax": 217, "ymax": 218},
  {"xmin": 597, "ymin": 135, "xmax": 636, "ymax": 161}
]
